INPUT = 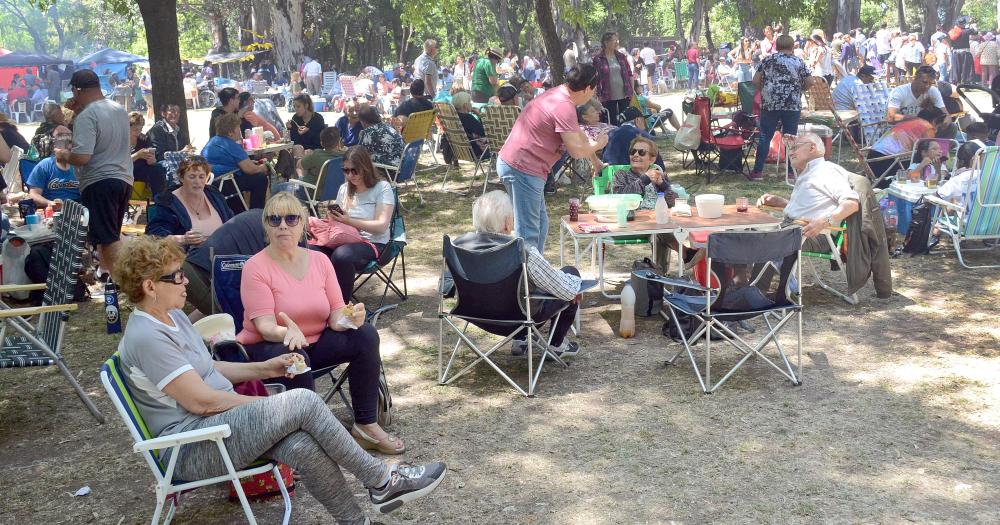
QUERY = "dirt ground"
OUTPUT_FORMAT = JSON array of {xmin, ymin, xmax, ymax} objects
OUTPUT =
[{"xmin": 1, "ymin": 100, "xmax": 999, "ymax": 525}]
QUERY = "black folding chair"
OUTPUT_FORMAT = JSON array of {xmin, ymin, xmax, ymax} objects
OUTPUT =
[
  {"xmin": 352, "ymin": 195, "xmax": 407, "ymax": 309},
  {"xmin": 654, "ymin": 228, "xmax": 803, "ymax": 394},
  {"xmin": 438, "ymin": 235, "xmax": 590, "ymax": 397}
]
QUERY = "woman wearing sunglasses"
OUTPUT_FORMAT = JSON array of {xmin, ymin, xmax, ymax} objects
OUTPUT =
[
  {"xmin": 115, "ymin": 236, "xmax": 445, "ymax": 522},
  {"xmin": 236, "ymin": 191, "xmax": 404, "ymax": 454},
  {"xmin": 326, "ymin": 146, "xmax": 395, "ymax": 301},
  {"xmin": 611, "ymin": 136, "xmax": 672, "ymax": 209}
]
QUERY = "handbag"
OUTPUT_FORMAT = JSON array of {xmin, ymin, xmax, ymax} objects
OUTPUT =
[
  {"xmin": 307, "ymin": 216, "xmax": 377, "ymax": 253},
  {"xmin": 674, "ymin": 113, "xmax": 702, "ymax": 150}
]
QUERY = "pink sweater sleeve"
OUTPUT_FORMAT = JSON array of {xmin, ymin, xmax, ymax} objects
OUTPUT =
[{"xmin": 319, "ymin": 252, "xmax": 346, "ymax": 311}]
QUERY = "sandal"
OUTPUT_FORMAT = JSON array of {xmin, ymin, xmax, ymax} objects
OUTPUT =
[{"xmin": 352, "ymin": 425, "xmax": 405, "ymax": 455}]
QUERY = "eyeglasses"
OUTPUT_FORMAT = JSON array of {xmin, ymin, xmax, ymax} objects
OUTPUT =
[
  {"xmin": 265, "ymin": 214, "xmax": 302, "ymax": 227},
  {"xmin": 629, "ymin": 148, "xmax": 650, "ymax": 157},
  {"xmin": 157, "ymin": 269, "xmax": 187, "ymax": 285},
  {"xmin": 343, "ymin": 167, "xmax": 360, "ymax": 175}
]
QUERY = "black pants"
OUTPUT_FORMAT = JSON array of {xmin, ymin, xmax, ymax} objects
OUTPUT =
[
  {"xmin": 867, "ymin": 149, "xmax": 897, "ymax": 189},
  {"xmin": 221, "ymin": 171, "xmax": 268, "ymax": 213},
  {"xmin": 323, "ymin": 242, "xmax": 383, "ymax": 303},
  {"xmin": 954, "ymin": 50, "xmax": 972, "ymax": 84},
  {"xmin": 244, "ymin": 323, "xmax": 382, "ymax": 424},
  {"xmin": 602, "ymin": 98, "xmax": 629, "ymax": 125},
  {"xmin": 515, "ymin": 266, "xmax": 580, "ymax": 347},
  {"xmin": 133, "ymin": 160, "xmax": 167, "ymax": 197}
]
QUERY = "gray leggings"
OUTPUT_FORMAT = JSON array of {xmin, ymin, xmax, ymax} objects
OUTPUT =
[{"xmin": 173, "ymin": 389, "xmax": 388, "ymax": 524}]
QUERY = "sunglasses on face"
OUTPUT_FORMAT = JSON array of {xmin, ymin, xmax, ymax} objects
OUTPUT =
[
  {"xmin": 629, "ymin": 148, "xmax": 650, "ymax": 157},
  {"xmin": 265, "ymin": 214, "xmax": 302, "ymax": 227},
  {"xmin": 343, "ymin": 167, "xmax": 360, "ymax": 175},
  {"xmin": 157, "ymin": 269, "xmax": 186, "ymax": 285}
]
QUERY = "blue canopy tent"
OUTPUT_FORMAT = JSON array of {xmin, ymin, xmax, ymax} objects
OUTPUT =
[{"xmin": 76, "ymin": 48, "xmax": 147, "ymax": 92}]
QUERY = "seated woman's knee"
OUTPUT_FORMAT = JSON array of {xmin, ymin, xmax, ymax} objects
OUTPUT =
[{"xmin": 354, "ymin": 323, "xmax": 381, "ymax": 361}]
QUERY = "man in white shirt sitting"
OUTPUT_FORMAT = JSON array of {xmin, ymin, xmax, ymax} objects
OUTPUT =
[
  {"xmin": 832, "ymin": 65, "xmax": 876, "ymax": 111},
  {"xmin": 757, "ymin": 133, "xmax": 860, "ymax": 250},
  {"xmin": 887, "ymin": 65, "xmax": 947, "ymax": 122}
]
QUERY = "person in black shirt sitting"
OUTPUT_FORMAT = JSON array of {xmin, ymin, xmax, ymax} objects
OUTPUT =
[
  {"xmin": 286, "ymin": 93, "xmax": 326, "ymax": 151},
  {"xmin": 393, "ymin": 78, "xmax": 434, "ymax": 126},
  {"xmin": 209, "ymin": 87, "xmax": 240, "ymax": 139}
]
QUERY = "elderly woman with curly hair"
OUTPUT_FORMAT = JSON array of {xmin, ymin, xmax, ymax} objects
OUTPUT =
[{"xmin": 114, "ymin": 236, "xmax": 446, "ymax": 524}]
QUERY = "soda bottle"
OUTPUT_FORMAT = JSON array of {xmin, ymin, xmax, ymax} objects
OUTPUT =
[
  {"xmin": 105, "ymin": 281, "xmax": 122, "ymax": 334},
  {"xmin": 884, "ymin": 201, "xmax": 898, "ymax": 253}
]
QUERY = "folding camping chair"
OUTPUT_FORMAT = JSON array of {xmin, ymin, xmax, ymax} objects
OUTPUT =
[
  {"xmin": 101, "ymin": 353, "xmax": 292, "ymax": 525},
  {"xmin": 2, "ymin": 145, "xmax": 24, "ymax": 193},
  {"xmin": 925, "ymin": 145, "xmax": 1000, "ymax": 268},
  {"xmin": 434, "ymin": 102, "xmax": 490, "ymax": 194},
  {"xmin": 0, "ymin": 200, "xmax": 103, "ymax": 423},
  {"xmin": 338, "ymin": 75, "xmax": 358, "ymax": 99},
  {"xmin": 214, "ymin": 170, "xmax": 250, "ymax": 212},
  {"xmin": 352, "ymin": 196, "xmax": 407, "ymax": 309},
  {"xmin": 322, "ymin": 72, "xmax": 338, "ymax": 94},
  {"xmin": 800, "ymin": 222, "xmax": 858, "ymax": 305},
  {"xmin": 374, "ymin": 140, "xmax": 423, "ymax": 210},
  {"xmin": 400, "ymin": 109, "xmax": 440, "ymax": 168},
  {"xmin": 285, "ymin": 157, "xmax": 345, "ymax": 217},
  {"xmin": 438, "ymin": 235, "xmax": 586, "ymax": 397},
  {"xmin": 673, "ymin": 61, "xmax": 689, "ymax": 86},
  {"xmin": 210, "ymin": 254, "xmax": 394, "ymax": 424},
  {"xmin": 480, "ymin": 104, "xmax": 522, "ymax": 171},
  {"xmin": 656, "ymin": 228, "xmax": 803, "ymax": 394},
  {"xmin": 853, "ymin": 81, "xmax": 892, "ymax": 147},
  {"xmin": 802, "ymin": 80, "xmax": 860, "ymax": 162}
]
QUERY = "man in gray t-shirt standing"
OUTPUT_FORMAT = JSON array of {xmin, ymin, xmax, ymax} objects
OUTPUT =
[{"xmin": 55, "ymin": 69, "xmax": 133, "ymax": 276}]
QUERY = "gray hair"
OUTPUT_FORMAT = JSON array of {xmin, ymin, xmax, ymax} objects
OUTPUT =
[
  {"xmin": 43, "ymin": 101, "xmax": 62, "ymax": 121},
  {"xmin": 797, "ymin": 132, "xmax": 826, "ymax": 156},
  {"xmin": 472, "ymin": 190, "xmax": 513, "ymax": 234}
]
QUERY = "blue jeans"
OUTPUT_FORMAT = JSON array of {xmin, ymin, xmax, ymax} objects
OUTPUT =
[
  {"xmin": 687, "ymin": 62, "xmax": 699, "ymax": 90},
  {"xmin": 737, "ymin": 63, "xmax": 752, "ymax": 83},
  {"xmin": 498, "ymin": 157, "xmax": 548, "ymax": 254},
  {"xmin": 753, "ymin": 109, "xmax": 801, "ymax": 173}
]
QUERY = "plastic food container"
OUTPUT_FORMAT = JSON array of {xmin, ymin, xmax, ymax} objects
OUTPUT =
[
  {"xmin": 694, "ymin": 194, "xmax": 725, "ymax": 218},
  {"xmin": 586, "ymin": 194, "xmax": 643, "ymax": 222},
  {"xmin": 193, "ymin": 313, "xmax": 237, "ymax": 345}
]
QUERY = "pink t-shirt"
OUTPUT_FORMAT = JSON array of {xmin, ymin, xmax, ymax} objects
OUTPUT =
[
  {"xmin": 236, "ymin": 249, "xmax": 346, "ymax": 345},
  {"xmin": 687, "ymin": 48, "xmax": 699, "ymax": 63},
  {"xmin": 498, "ymin": 85, "xmax": 579, "ymax": 179}
]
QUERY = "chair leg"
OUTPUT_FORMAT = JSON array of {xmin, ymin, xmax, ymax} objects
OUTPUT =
[
  {"xmin": 272, "ymin": 465, "xmax": 292, "ymax": 525},
  {"xmin": 216, "ymin": 439, "xmax": 258, "ymax": 525},
  {"xmin": 54, "ymin": 357, "xmax": 106, "ymax": 423}
]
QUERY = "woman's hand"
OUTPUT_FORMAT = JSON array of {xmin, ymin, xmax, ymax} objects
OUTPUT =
[
  {"xmin": 263, "ymin": 354, "xmax": 298, "ymax": 379},
  {"xmin": 328, "ymin": 208, "xmax": 349, "ymax": 225},
  {"xmin": 182, "ymin": 230, "xmax": 206, "ymax": 246},
  {"xmin": 350, "ymin": 302, "xmax": 366, "ymax": 327},
  {"xmin": 646, "ymin": 168, "xmax": 663, "ymax": 184},
  {"xmin": 278, "ymin": 312, "xmax": 308, "ymax": 350}
]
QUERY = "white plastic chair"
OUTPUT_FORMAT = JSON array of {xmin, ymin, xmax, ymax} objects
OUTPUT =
[
  {"xmin": 2, "ymin": 145, "xmax": 24, "ymax": 193},
  {"xmin": 9, "ymin": 101, "xmax": 28, "ymax": 124}
]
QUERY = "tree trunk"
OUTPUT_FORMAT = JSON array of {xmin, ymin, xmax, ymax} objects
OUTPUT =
[
  {"xmin": 689, "ymin": 0, "xmax": 705, "ymax": 45},
  {"xmin": 47, "ymin": 4, "xmax": 67, "ymax": 59},
  {"xmin": 269, "ymin": 0, "xmax": 305, "ymax": 72},
  {"xmin": 136, "ymin": 0, "xmax": 187, "ymax": 139},
  {"xmin": 535, "ymin": 0, "xmax": 564, "ymax": 84},
  {"xmin": 703, "ymin": 5, "xmax": 714, "ymax": 54},
  {"xmin": 239, "ymin": 2, "xmax": 253, "ymax": 50},
  {"xmin": 207, "ymin": 3, "xmax": 231, "ymax": 54},
  {"xmin": 896, "ymin": 0, "xmax": 907, "ymax": 33},
  {"xmin": 673, "ymin": 0, "xmax": 686, "ymax": 47},
  {"xmin": 942, "ymin": 0, "xmax": 966, "ymax": 31},
  {"xmin": 921, "ymin": 0, "xmax": 939, "ymax": 45}
]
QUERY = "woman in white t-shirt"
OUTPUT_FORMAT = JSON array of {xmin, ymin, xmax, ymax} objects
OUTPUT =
[{"xmin": 327, "ymin": 146, "xmax": 396, "ymax": 300}]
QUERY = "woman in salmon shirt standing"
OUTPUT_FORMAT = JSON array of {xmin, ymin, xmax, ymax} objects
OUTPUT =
[{"xmin": 236, "ymin": 191, "xmax": 404, "ymax": 455}]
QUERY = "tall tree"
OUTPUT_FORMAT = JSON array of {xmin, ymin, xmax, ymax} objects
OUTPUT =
[
  {"xmin": 535, "ymin": 0, "xmax": 563, "ymax": 84},
  {"xmin": 673, "ymin": 0, "xmax": 686, "ymax": 46},
  {"xmin": 689, "ymin": 0, "xmax": 705, "ymax": 44},
  {"xmin": 135, "ymin": 0, "xmax": 187, "ymax": 136},
  {"xmin": 486, "ymin": 0, "xmax": 532, "ymax": 56},
  {"xmin": 896, "ymin": 0, "xmax": 907, "ymax": 32},
  {"xmin": 269, "ymin": 0, "xmax": 304, "ymax": 71}
]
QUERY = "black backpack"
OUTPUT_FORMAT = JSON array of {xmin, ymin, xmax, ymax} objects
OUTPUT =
[{"xmin": 902, "ymin": 196, "xmax": 935, "ymax": 255}]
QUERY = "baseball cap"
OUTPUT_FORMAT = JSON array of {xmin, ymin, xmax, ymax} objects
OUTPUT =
[
  {"xmin": 858, "ymin": 65, "xmax": 876, "ymax": 76},
  {"xmin": 69, "ymin": 69, "xmax": 100, "ymax": 89}
]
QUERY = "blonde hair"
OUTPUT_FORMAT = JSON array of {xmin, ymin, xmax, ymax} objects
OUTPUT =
[
  {"xmin": 261, "ymin": 192, "xmax": 308, "ymax": 243},
  {"xmin": 128, "ymin": 111, "xmax": 145, "ymax": 128},
  {"xmin": 113, "ymin": 237, "xmax": 186, "ymax": 304}
]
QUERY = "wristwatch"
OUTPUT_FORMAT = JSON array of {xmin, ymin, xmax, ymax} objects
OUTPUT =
[{"xmin": 827, "ymin": 215, "xmax": 838, "ymax": 227}]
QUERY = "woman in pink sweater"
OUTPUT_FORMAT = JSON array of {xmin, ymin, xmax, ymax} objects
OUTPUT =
[{"xmin": 237, "ymin": 192, "xmax": 404, "ymax": 455}]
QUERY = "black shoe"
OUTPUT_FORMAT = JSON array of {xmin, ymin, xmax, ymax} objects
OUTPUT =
[
  {"xmin": 369, "ymin": 462, "xmax": 447, "ymax": 514},
  {"xmin": 544, "ymin": 184, "xmax": 557, "ymax": 195}
]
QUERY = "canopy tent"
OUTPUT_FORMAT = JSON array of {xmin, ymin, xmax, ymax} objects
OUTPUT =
[
  {"xmin": 76, "ymin": 48, "xmax": 147, "ymax": 79},
  {"xmin": 0, "ymin": 51, "xmax": 72, "ymax": 96},
  {"xmin": 203, "ymin": 51, "xmax": 256, "ymax": 64}
]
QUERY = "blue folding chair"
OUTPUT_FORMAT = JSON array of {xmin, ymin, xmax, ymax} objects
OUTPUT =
[
  {"xmin": 285, "ymin": 157, "xmax": 345, "ymax": 216},
  {"xmin": 353, "ymin": 196, "xmax": 407, "ymax": 309},
  {"xmin": 374, "ymin": 140, "xmax": 424, "ymax": 210},
  {"xmin": 210, "ymin": 254, "xmax": 394, "ymax": 425}
]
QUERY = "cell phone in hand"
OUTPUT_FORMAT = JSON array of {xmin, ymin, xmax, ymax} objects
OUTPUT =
[{"xmin": 328, "ymin": 203, "xmax": 343, "ymax": 215}]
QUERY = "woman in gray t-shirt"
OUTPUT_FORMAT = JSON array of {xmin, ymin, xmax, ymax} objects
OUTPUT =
[
  {"xmin": 115, "ymin": 236, "xmax": 444, "ymax": 522},
  {"xmin": 326, "ymin": 146, "xmax": 396, "ymax": 300}
]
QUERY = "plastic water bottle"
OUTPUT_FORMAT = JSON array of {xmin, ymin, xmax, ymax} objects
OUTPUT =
[
  {"xmin": 884, "ymin": 201, "xmax": 898, "ymax": 253},
  {"xmin": 655, "ymin": 192, "xmax": 670, "ymax": 224},
  {"xmin": 105, "ymin": 281, "xmax": 122, "ymax": 334},
  {"xmin": 619, "ymin": 284, "xmax": 636, "ymax": 338}
]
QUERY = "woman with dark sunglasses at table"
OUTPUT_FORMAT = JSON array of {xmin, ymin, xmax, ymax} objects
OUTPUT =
[
  {"xmin": 325, "ymin": 146, "xmax": 395, "ymax": 302},
  {"xmin": 236, "ymin": 191, "xmax": 404, "ymax": 454},
  {"xmin": 611, "ymin": 136, "xmax": 671, "ymax": 209}
]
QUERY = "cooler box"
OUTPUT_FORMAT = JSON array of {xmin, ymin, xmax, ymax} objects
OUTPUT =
[
  {"xmin": 797, "ymin": 123, "xmax": 833, "ymax": 160},
  {"xmin": 313, "ymin": 98, "xmax": 327, "ymax": 112}
]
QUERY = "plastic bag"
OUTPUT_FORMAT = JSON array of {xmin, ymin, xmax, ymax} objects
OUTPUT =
[
  {"xmin": 2, "ymin": 237, "xmax": 31, "ymax": 300},
  {"xmin": 674, "ymin": 113, "xmax": 702, "ymax": 151}
]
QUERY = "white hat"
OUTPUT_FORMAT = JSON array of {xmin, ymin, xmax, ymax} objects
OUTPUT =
[{"xmin": 193, "ymin": 314, "xmax": 237, "ymax": 346}]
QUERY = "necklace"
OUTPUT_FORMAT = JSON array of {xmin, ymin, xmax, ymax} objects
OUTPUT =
[{"xmin": 179, "ymin": 191, "xmax": 210, "ymax": 219}]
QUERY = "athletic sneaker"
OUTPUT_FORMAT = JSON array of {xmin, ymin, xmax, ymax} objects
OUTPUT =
[
  {"xmin": 747, "ymin": 170, "xmax": 764, "ymax": 181},
  {"xmin": 369, "ymin": 462, "xmax": 447, "ymax": 514},
  {"xmin": 545, "ymin": 341, "xmax": 580, "ymax": 361}
]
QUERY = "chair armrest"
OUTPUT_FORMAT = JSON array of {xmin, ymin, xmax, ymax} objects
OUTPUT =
[
  {"xmin": 133, "ymin": 424, "xmax": 232, "ymax": 453},
  {"xmin": 0, "ymin": 283, "xmax": 47, "ymax": 293},
  {"xmin": 283, "ymin": 179, "xmax": 317, "ymax": 191},
  {"xmin": 0, "ymin": 303, "xmax": 78, "ymax": 319},
  {"xmin": 372, "ymin": 162, "xmax": 399, "ymax": 172},
  {"xmin": 634, "ymin": 269, "xmax": 710, "ymax": 292},
  {"xmin": 924, "ymin": 194, "xmax": 962, "ymax": 212}
]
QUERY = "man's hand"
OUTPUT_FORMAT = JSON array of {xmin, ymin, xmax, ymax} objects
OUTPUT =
[
  {"xmin": 802, "ymin": 216, "xmax": 829, "ymax": 238},
  {"xmin": 54, "ymin": 148, "xmax": 71, "ymax": 164},
  {"xmin": 571, "ymin": 293, "xmax": 582, "ymax": 305},
  {"xmin": 756, "ymin": 193, "xmax": 786, "ymax": 208}
]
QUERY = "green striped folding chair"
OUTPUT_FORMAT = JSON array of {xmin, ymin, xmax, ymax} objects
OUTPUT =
[
  {"xmin": 800, "ymin": 223, "xmax": 858, "ymax": 304},
  {"xmin": 100, "ymin": 353, "xmax": 291, "ymax": 525},
  {"xmin": 926, "ymin": 146, "xmax": 1000, "ymax": 268},
  {"xmin": 593, "ymin": 164, "xmax": 653, "ymax": 298}
]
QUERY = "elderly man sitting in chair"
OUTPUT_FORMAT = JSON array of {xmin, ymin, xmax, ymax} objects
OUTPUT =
[
  {"xmin": 756, "ymin": 133, "xmax": 859, "ymax": 249},
  {"xmin": 451, "ymin": 190, "xmax": 584, "ymax": 358}
]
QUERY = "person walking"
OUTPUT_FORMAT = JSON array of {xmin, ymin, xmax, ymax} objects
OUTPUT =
[
  {"xmin": 592, "ymin": 32, "xmax": 634, "ymax": 125},
  {"xmin": 413, "ymin": 39, "xmax": 439, "ymax": 96},
  {"xmin": 53, "ymin": 69, "xmax": 133, "ymax": 277},
  {"xmin": 303, "ymin": 56, "xmax": 323, "ymax": 96},
  {"xmin": 749, "ymin": 35, "xmax": 816, "ymax": 181},
  {"xmin": 471, "ymin": 49, "xmax": 501, "ymax": 103},
  {"xmin": 496, "ymin": 64, "xmax": 607, "ymax": 253},
  {"xmin": 686, "ymin": 43, "xmax": 700, "ymax": 91}
]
